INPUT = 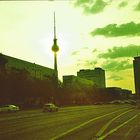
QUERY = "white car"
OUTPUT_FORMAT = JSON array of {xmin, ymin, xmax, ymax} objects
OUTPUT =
[
  {"xmin": 0, "ymin": 105, "xmax": 19, "ymax": 113},
  {"xmin": 43, "ymin": 103, "xmax": 58, "ymax": 112}
]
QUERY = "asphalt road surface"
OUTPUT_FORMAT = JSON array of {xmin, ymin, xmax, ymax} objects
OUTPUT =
[{"xmin": 0, "ymin": 104, "xmax": 139, "ymax": 140}]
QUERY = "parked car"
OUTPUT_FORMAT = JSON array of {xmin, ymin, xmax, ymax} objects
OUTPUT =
[
  {"xmin": 109, "ymin": 100, "xmax": 124, "ymax": 104},
  {"xmin": 43, "ymin": 103, "xmax": 58, "ymax": 112},
  {"xmin": 124, "ymin": 100, "xmax": 137, "ymax": 105},
  {"xmin": 93, "ymin": 102, "xmax": 104, "ymax": 105},
  {"xmin": 0, "ymin": 105, "xmax": 19, "ymax": 113}
]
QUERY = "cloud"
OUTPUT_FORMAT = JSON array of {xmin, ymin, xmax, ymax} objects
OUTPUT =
[
  {"xmin": 134, "ymin": 2, "xmax": 140, "ymax": 11},
  {"xmin": 71, "ymin": 51, "xmax": 80, "ymax": 56},
  {"xmin": 91, "ymin": 22, "xmax": 140, "ymax": 37},
  {"xmin": 77, "ymin": 58, "xmax": 132, "ymax": 71},
  {"xmin": 118, "ymin": 1, "xmax": 128, "ymax": 9},
  {"xmin": 84, "ymin": 0, "xmax": 107, "ymax": 14},
  {"xmin": 84, "ymin": 60, "xmax": 98, "ymax": 67},
  {"xmin": 102, "ymin": 60, "xmax": 132, "ymax": 71},
  {"xmin": 108, "ymin": 74, "xmax": 123, "ymax": 81},
  {"xmin": 76, "ymin": 59, "xmax": 97, "ymax": 68},
  {"xmin": 98, "ymin": 44, "xmax": 140, "ymax": 59},
  {"xmin": 81, "ymin": 47, "xmax": 89, "ymax": 50},
  {"xmin": 74, "ymin": 0, "xmax": 110, "ymax": 14},
  {"xmin": 92, "ymin": 48, "xmax": 98, "ymax": 53},
  {"xmin": 74, "ymin": 0, "xmax": 90, "ymax": 6}
]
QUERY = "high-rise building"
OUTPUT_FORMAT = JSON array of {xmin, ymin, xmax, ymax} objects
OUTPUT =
[
  {"xmin": 77, "ymin": 67, "xmax": 106, "ymax": 88},
  {"xmin": 133, "ymin": 56, "xmax": 140, "ymax": 97},
  {"xmin": 51, "ymin": 12, "xmax": 59, "ymax": 83}
]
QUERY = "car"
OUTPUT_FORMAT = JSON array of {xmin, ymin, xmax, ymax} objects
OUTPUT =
[
  {"xmin": 109, "ymin": 100, "xmax": 124, "ymax": 104},
  {"xmin": 93, "ymin": 102, "xmax": 104, "ymax": 105},
  {"xmin": 0, "ymin": 105, "xmax": 19, "ymax": 113},
  {"xmin": 43, "ymin": 103, "xmax": 58, "ymax": 112}
]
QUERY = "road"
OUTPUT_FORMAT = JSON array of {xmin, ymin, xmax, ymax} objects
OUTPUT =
[{"xmin": 0, "ymin": 104, "xmax": 139, "ymax": 140}]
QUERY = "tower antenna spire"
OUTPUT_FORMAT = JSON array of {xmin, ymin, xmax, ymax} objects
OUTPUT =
[{"xmin": 54, "ymin": 12, "xmax": 56, "ymax": 39}]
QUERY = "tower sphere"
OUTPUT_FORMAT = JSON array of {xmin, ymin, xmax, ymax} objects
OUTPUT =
[{"xmin": 52, "ymin": 39, "xmax": 59, "ymax": 52}]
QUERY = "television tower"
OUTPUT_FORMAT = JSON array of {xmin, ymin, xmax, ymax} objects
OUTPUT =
[{"xmin": 52, "ymin": 12, "xmax": 59, "ymax": 82}]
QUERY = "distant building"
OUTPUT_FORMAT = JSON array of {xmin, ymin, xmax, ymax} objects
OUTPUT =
[
  {"xmin": 133, "ymin": 56, "xmax": 140, "ymax": 97},
  {"xmin": 77, "ymin": 67, "xmax": 106, "ymax": 88},
  {"xmin": 121, "ymin": 89, "xmax": 132, "ymax": 99},
  {"xmin": 105, "ymin": 87, "xmax": 132, "ymax": 98},
  {"xmin": 105, "ymin": 87, "xmax": 122, "ymax": 93},
  {"xmin": 0, "ymin": 54, "xmax": 56, "ymax": 80},
  {"xmin": 63, "ymin": 75, "xmax": 94, "ymax": 88},
  {"xmin": 63, "ymin": 75, "xmax": 76, "ymax": 87}
]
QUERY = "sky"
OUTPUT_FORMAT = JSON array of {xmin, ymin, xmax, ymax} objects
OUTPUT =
[{"xmin": 0, "ymin": 0, "xmax": 140, "ymax": 93}]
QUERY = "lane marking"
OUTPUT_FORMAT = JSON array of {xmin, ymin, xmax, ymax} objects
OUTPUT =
[
  {"xmin": 95, "ymin": 109, "xmax": 134, "ymax": 138},
  {"xmin": 97, "ymin": 113, "xmax": 140, "ymax": 140},
  {"xmin": 124, "ymin": 114, "xmax": 140, "ymax": 140},
  {"xmin": 124, "ymin": 126, "xmax": 134, "ymax": 139},
  {"xmin": 51, "ymin": 108, "xmax": 131, "ymax": 140}
]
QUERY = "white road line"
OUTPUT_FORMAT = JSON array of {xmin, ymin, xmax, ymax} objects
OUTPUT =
[
  {"xmin": 97, "ymin": 113, "xmax": 140, "ymax": 140},
  {"xmin": 95, "ymin": 109, "xmax": 134, "ymax": 138},
  {"xmin": 50, "ymin": 108, "xmax": 130, "ymax": 140},
  {"xmin": 124, "ymin": 126, "xmax": 134, "ymax": 139}
]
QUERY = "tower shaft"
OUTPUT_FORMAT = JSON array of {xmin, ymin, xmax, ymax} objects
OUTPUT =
[{"xmin": 54, "ymin": 52, "xmax": 57, "ymax": 71}]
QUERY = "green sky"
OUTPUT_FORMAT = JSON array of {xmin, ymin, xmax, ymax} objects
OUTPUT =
[{"xmin": 0, "ymin": 0, "xmax": 140, "ymax": 93}]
